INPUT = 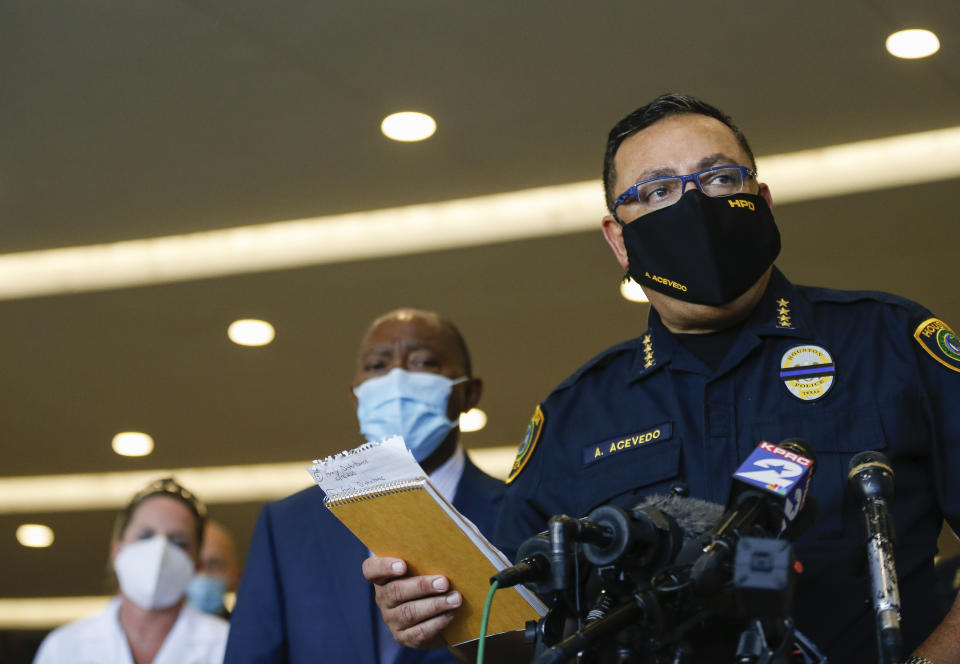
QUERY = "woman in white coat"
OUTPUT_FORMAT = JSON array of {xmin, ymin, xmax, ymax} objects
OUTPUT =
[{"xmin": 34, "ymin": 478, "xmax": 229, "ymax": 664}]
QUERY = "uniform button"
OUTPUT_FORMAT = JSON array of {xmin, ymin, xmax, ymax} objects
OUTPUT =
[{"xmin": 707, "ymin": 403, "xmax": 730, "ymax": 436}]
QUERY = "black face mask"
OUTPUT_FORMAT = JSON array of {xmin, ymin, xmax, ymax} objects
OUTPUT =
[{"xmin": 618, "ymin": 190, "xmax": 780, "ymax": 306}]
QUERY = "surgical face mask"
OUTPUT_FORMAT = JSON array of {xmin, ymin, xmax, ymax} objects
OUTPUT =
[
  {"xmin": 618, "ymin": 190, "xmax": 780, "ymax": 306},
  {"xmin": 186, "ymin": 574, "xmax": 227, "ymax": 614},
  {"xmin": 354, "ymin": 368, "xmax": 467, "ymax": 462},
  {"xmin": 113, "ymin": 536, "xmax": 195, "ymax": 610}
]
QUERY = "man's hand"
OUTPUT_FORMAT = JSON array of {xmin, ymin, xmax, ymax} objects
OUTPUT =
[{"xmin": 362, "ymin": 556, "xmax": 462, "ymax": 650}]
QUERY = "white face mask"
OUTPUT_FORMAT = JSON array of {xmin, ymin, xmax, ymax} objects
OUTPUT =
[{"xmin": 113, "ymin": 536, "xmax": 195, "ymax": 610}]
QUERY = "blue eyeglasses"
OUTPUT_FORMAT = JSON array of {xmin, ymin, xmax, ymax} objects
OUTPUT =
[{"xmin": 613, "ymin": 165, "xmax": 756, "ymax": 216}]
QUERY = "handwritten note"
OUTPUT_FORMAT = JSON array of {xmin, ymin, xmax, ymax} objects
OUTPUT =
[{"xmin": 308, "ymin": 435, "xmax": 424, "ymax": 498}]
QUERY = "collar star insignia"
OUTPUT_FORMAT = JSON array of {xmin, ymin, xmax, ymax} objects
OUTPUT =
[
  {"xmin": 641, "ymin": 333, "xmax": 656, "ymax": 369},
  {"xmin": 775, "ymin": 298, "xmax": 794, "ymax": 329}
]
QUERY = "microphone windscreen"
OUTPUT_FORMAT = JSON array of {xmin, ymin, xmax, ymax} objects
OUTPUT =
[{"xmin": 633, "ymin": 493, "xmax": 726, "ymax": 543}]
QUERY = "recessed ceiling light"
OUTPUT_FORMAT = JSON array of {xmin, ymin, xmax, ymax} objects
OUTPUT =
[
  {"xmin": 228, "ymin": 319, "xmax": 275, "ymax": 347},
  {"xmin": 16, "ymin": 524, "xmax": 54, "ymax": 548},
  {"xmin": 112, "ymin": 431, "xmax": 154, "ymax": 457},
  {"xmin": 886, "ymin": 29, "xmax": 940, "ymax": 59},
  {"xmin": 381, "ymin": 111, "xmax": 437, "ymax": 142},
  {"xmin": 459, "ymin": 408, "xmax": 487, "ymax": 433},
  {"xmin": 620, "ymin": 277, "xmax": 649, "ymax": 303}
]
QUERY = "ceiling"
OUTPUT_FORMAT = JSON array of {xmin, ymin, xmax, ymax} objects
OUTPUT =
[{"xmin": 1, "ymin": 0, "xmax": 959, "ymax": 613}]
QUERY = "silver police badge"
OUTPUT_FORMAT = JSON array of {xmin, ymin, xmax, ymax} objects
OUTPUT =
[{"xmin": 779, "ymin": 345, "xmax": 836, "ymax": 401}]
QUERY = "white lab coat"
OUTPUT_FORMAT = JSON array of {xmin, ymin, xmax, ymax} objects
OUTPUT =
[{"xmin": 33, "ymin": 596, "xmax": 228, "ymax": 664}]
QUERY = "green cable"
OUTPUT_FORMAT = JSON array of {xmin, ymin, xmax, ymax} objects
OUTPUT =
[{"xmin": 476, "ymin": 579, "xmax": 499, "ymax": 664}]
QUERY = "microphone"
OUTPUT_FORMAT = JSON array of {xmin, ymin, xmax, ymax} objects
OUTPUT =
[
  {"xmin": 582, "ymin": 494, "xmax": 725, "ymax": 572},
  {"xmin": 731, "ymin": 438, "xmax": 817, "ymax": 533},
  {"xmin": 492, "ymin": 520, "xmax": 604, "ymax": 596},
  {"xmin": 848, "ymin": 450, "xmax": 900, "ymax": 664},
  {"xmin": 495, "ymin": 495, "xmax": 725, "ymax": 594},
  {"xmin": 519, "ymin": 497, "xmax": 726, "ymax": 664},
  {"xmin": 491, "ymin": 551, "xmax": 551, "ymax": 590},
  {"xmin": 691, "ymin": 438, "xmax": 817, "ymax": 595},
  {"xmin": 635, "ymin": 493, "xmax": 727, "ymax": 544},
  {"xmin": 492, "ymin": 533, "xmax": 554, "ymax": 594},
  {"xmin": 529, "ymin": 497, "xmax": 726, "ymax": 664}
]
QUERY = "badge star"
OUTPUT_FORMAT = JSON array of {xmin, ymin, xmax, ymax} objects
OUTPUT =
[{"xmin": 777, "ymin": 298, "xmax": 789, "ymax": 307}]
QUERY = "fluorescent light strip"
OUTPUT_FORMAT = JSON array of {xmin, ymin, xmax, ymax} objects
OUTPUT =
[
  {"xmin": 758, "ymin": 126, "xmax": 960, "ymax": 204},
  {"xmin": 0, "ymin": 182, "xmax": 599, "ymax": 300},
  {"xmin": 0, "ymin": 593, "xmax": 239, "ymax": 630},
  {"xmin": 0, "ymin": 448, "xmax": 515, "ymax": 514},
  {"xmin": 0, "ymin": 127, "xmax": 956, "ymax": 300},
  {"xmin": 0, "ymin": 596, "xmax": 111, "ymax": 630},
  {"xmin": 0, "ymin": 463, "xmax": 314, "ymax": 514}
]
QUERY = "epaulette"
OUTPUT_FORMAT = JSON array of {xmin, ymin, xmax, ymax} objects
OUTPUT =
[
  {"xmin": 803, "ymin": 287, "xmax": 960, "ymax": 376},
  {"xmin": 549, "ymin": 335, "xmax": 643, "ymax": 396},
  {"xmin": 800, "ymin": 285, "xmax": 927, "ymax": 316}
]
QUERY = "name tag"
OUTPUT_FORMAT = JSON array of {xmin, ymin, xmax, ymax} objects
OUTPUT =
[{"xmin": 582, "ymin": 422, "xmax": 673, "ymax": 467}]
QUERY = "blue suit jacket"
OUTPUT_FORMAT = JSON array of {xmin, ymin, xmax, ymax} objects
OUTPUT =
[{"xmin": 225, "ymin": 456, "xmax": 505, "ymax": 664}]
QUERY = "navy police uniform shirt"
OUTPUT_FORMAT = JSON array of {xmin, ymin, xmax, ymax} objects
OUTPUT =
[{"xmin": 494, "ymin": 267, "xmax": 960, "ymax": 663}]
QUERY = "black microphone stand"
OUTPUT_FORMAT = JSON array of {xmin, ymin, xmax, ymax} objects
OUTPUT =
[{"xmin": 533, "ymin": 591, "xmax": 654, "ymax": 664}]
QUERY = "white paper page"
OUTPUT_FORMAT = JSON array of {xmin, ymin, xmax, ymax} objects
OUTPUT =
[{"xmin": 308, "ymin": 435, "xmax": 424, "ymax": 499}]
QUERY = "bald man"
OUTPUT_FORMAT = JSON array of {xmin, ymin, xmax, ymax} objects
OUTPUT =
[
  {"xmin": 187, "ymin": 520, "xmax": 242, "ymax": 617},
  {"xmin": 225, "ymin": 309, "xmax": 504, "ymax": 664}
]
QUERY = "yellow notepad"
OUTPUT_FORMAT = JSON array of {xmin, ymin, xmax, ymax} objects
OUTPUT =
[{"xmin": 312, "ymin": 439, "xmax": 545, "ymax": 645}]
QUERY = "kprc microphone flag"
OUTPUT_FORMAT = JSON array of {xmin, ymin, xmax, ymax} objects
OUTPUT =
[{"xmin": 734, "ymin": 442, "xmax": 814, "ymax": 522}]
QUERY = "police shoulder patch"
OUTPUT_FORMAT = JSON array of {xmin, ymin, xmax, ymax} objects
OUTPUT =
[
  {"xmin": 914, "ymin": 317, "xmax": 960, "ymax": 374},
  {"xmin": 506, "ymin": 405, "xmax": 544, "ymax": 484}
]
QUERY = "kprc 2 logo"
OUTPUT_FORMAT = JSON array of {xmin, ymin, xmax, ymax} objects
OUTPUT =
[
  {"xmin": 734, "ymin": 442, "xmax": 813, "ymax": 497},
  {"xmin": 737, "ymin": 458, "xmax": 805, "ymax": 492}
]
